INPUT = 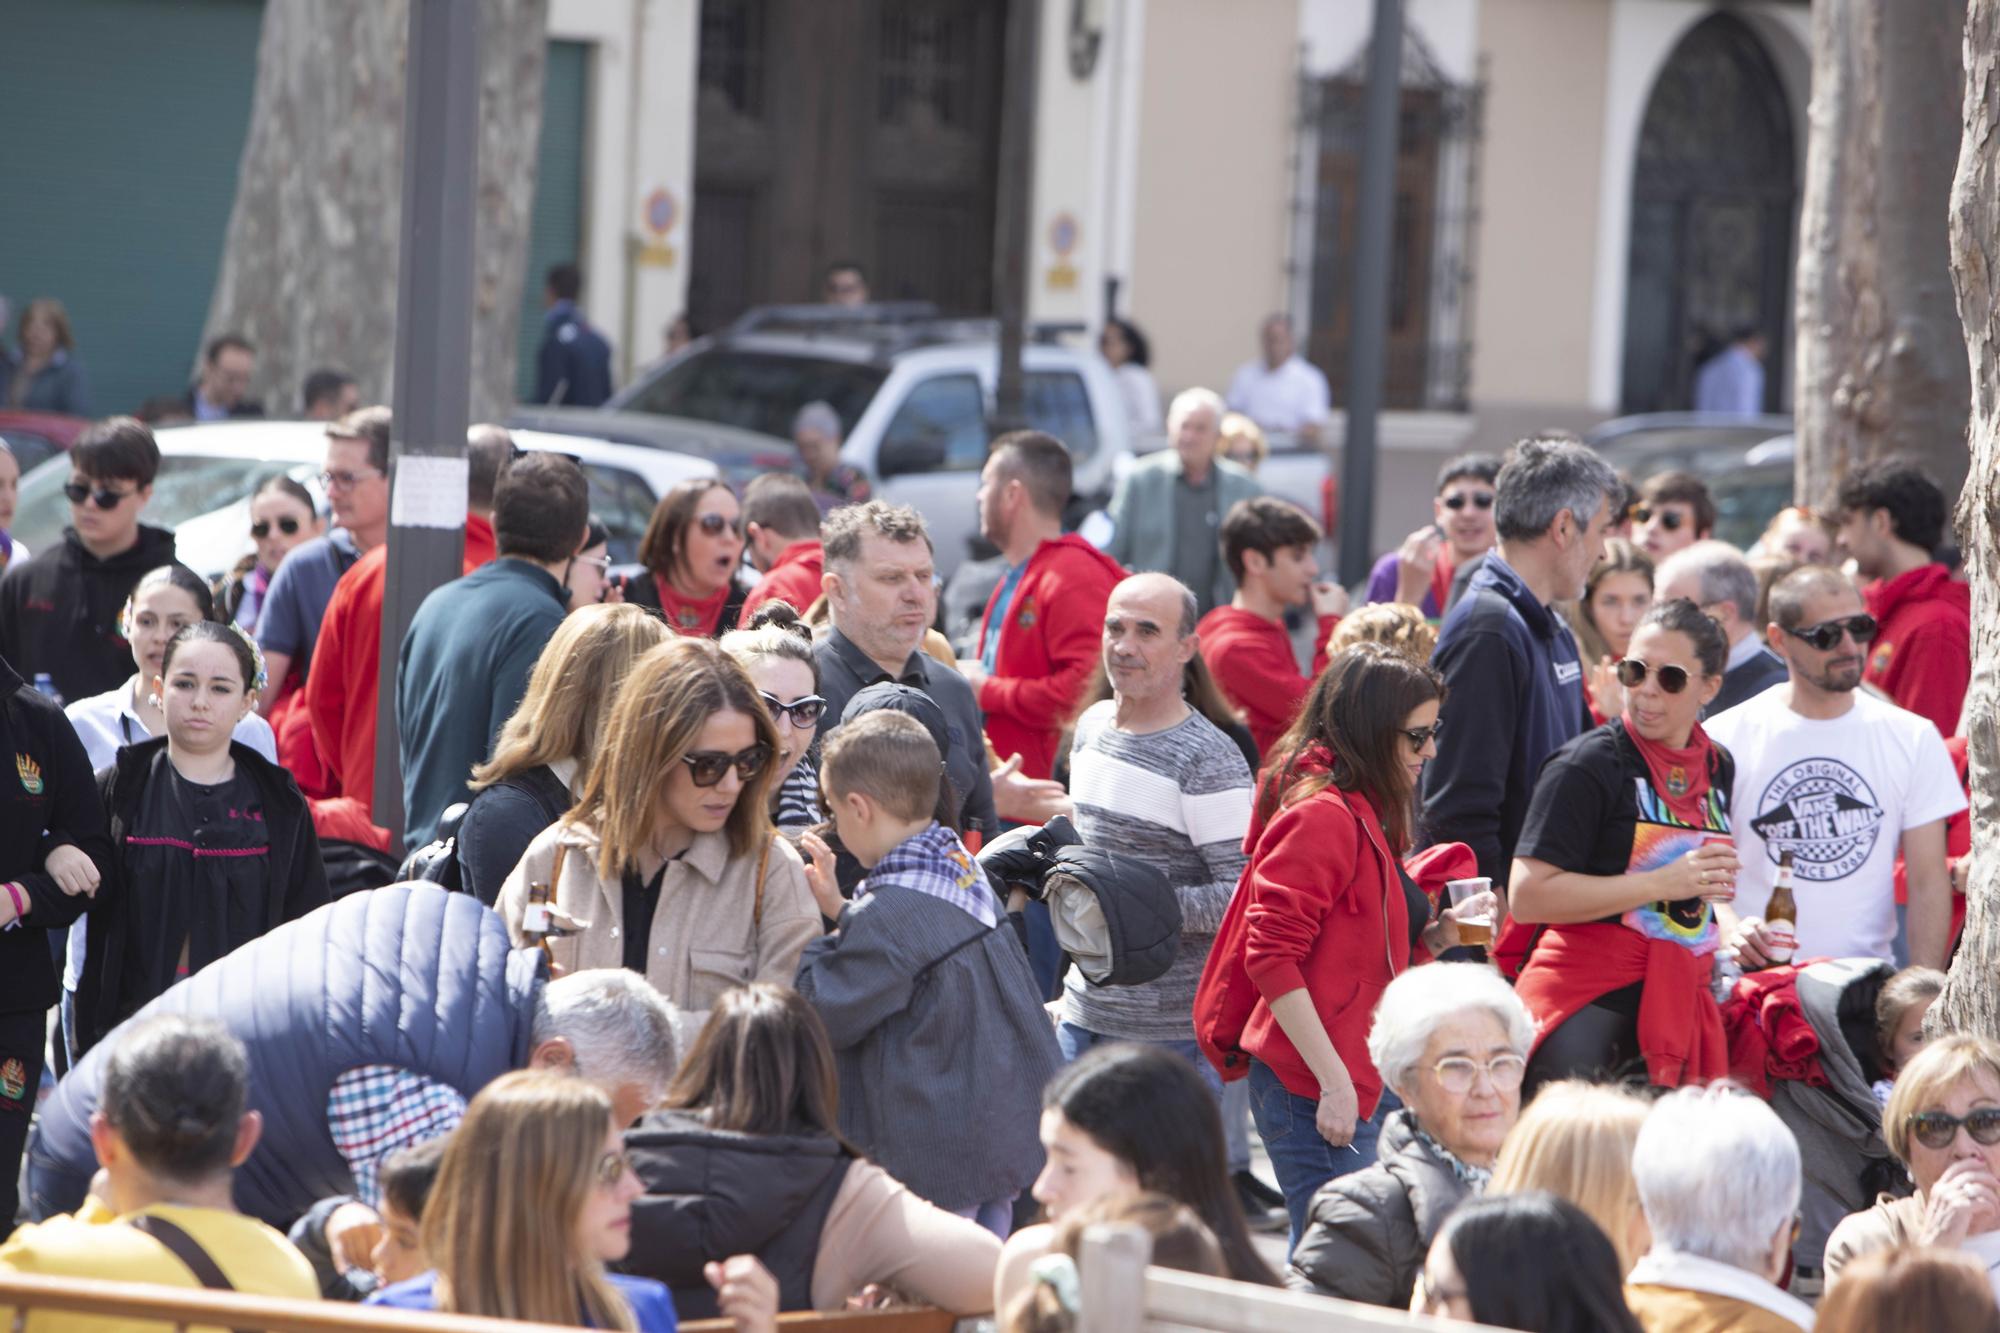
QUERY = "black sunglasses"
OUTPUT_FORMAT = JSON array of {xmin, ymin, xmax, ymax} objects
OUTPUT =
[
  {"xmin": 1632, "ymin": 506, "xmax": 1685, "ymax": 531},
  {"xmin": 251, "ymin": 516, "xmax": 302, "ymax": 539},
  {"xmin": 681, "ymin": 743, "xmax": 771, "ymax": 787},
  {"xmin": 1615, "ymin": 659, "xmax": 1692, "ymax": 693},
  {"xmin": 1908, "ymin": 1108, "xmax": 2000, "ymax": 1150},
  {"xmin": 697, "ymin": 512, "xmax": 744, "ymax": 537},
  {"xmin": 1402, "ymin": 722, "xmax": 1443, "ymax": 748},
  {"xmin": 758, "ymin": 691, "xmax": 826, "ymax": 728},
  {"xmin": 1441, "ymin": 492, "xmax": 1494, "ymax": 512},
  {"xmin": 63, "ymin": 481, "xmax": 137, "ymax": 510},
  {"xmin": 1784, "ymin": 614, "xmax": 1879, "ymax": 652}
]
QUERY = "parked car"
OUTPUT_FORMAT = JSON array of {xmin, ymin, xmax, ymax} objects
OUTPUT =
[
  {"xmin": 1585, "ymin": 412, "xmax": 1796, "ymax": 551},
  {"xmin": 510, "ymin": 303, "xmax": 1134, "ymax": 578},
  {"xmin": 0, "ymin": 410, "xmax": 92, "ymax": 473},
  {"xmin": 11, "ymin": 420, "xmax": 716, "ymax": 581}
]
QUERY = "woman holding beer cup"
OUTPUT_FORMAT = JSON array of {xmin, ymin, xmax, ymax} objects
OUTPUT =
[
  {"xmin": 1195, "ymin": 644, "xmax": 1496, "ymax": 1244},
  {"xmin": 1510, "ymin": 599, "xmax": 1739, "ymax": 1096}
]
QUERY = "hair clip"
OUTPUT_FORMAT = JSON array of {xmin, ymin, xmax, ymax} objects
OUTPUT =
[
  {"xmin": 229, "ymin": 623, "xmax": 270, "ymax": 695},
  {"xmin": 1029, "ymin": 1253, "xmax": 1081, "ymax": 1313}
]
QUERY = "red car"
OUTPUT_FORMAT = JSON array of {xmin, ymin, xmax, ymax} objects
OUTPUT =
[{"xmin": 0, "ymin": 410, "xmax": 91, "ymax": 472}]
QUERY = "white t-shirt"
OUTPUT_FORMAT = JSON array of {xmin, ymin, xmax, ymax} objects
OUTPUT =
[
  {"xmin": 1225, "ymin": 355, "xmax": 1330, "ymax": 434},
  {"xmin": 1706, "ymin": 688, "xmax": 1965, "ymax": 961}
]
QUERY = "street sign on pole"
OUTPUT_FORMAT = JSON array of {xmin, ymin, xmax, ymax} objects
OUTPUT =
[
  {"xmin": 373, "ymin": 0, "xmax": 480, "ymax": 843},
  {"xmin": 1337, "ymin": 0, "xmax": 1405, "ymax": 586}
]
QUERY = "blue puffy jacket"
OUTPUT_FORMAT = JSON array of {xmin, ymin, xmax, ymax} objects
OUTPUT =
[{"xmin": 28, "ymin": 884, "xmax": 543, "ymax": 1227}]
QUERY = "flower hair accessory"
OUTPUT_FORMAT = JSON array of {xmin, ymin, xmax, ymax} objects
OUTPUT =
[
  {"xmin": 1028, "ymin": 1253, "xmax": 1081, "ymax": 1313},
  {"xmin": 229, "ymin": 623, "xmax": 270, "ymax": 696}
]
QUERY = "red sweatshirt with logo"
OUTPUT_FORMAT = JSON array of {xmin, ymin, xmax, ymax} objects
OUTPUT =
[
  {"xmin": 1864, "ymin": 563, "xmax": 1969, "ymax": 736},
  {"xmin": 977, "ymin": 535, "xmax": 1125, "ymax": 780},
  {"xmin": 1196, "ymin": 606, "xmax": 1337, "ymax": 757}
]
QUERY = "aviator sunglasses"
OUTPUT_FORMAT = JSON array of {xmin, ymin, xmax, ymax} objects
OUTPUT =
[
  {"xmin": 1615, "ymin": 659, "xmax": 1691, "ymax": 693},
  {"xmin": 1907, "ymin": 1108, "xmax": 2000, "ymax": 1151},
  {"xmin": 251, "ymin": 516, "xmax": 302, "ymax": 539},
  {"xmin": 63, "ymin": 480, "xmax": 137, "ymax": 510},
  {"xmin": 1783, "ymin": 614, "xmax": 1878, "ymax": 652},
  {"xmin": 680, "ymin": 743, "xmax": 771, "ymax": 787}
]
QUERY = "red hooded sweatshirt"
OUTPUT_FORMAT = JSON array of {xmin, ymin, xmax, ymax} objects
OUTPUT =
[
  {"xmin": 1864, "ymin": 563, "xmax": 1970, "ymax": 736},
  {"xmin": 977, "ymin": 534, "xmax": 1125, "ymax": 779},
  {"xmin": 737, "ymin": 539, "xmax": 824, "ymax": 628},
  {"xmin": 1196, "ymin": 606, "xmax": 1337, "ymax": 756}
]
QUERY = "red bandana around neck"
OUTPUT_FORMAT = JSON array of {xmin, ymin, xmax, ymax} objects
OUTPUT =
[
  {"xmin": 1428, "ymin": 551, "xmax": 1456, "ymax": 615},
  {"xmin": 1620, "ymin": 714, "xmax": 1716, "ymax": 828},
  {"xmin": 654, "ymin": 574, "xmax": 729, "ymax": 638}
]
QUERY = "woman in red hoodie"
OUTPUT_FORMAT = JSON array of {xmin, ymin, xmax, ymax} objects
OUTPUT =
[{"xmin": 1198, "ymin": 643, "xmax": 1492, "ymax": 1244}]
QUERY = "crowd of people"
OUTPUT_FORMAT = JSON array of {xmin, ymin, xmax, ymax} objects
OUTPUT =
[{"xmin": 0, "ymin": 334, "xmax": 1988, "ymax": 1333}]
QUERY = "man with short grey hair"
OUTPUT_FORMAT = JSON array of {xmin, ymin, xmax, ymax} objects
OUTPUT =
[
  {"xmin": 1421, "ymin": 436, "xmax": 1620, "ymax": 889},
  {"xmin": 1106, "ymin": 387, "xmax": 1262, "ymax": 612},
  {"xmin": 1654, "ymin": 540, "xmax": 1785, "ymax": 717},
  {"xmin": 1625, "ymin": 1085, "xmax": 1812, "ymax": 1330}
]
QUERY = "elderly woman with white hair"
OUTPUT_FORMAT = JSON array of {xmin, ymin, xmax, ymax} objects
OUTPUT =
[
  {"xmin": 1624, "ymin": 1085, "xmax": 1813, "ymax": 1333},
  {"xmin": 1286, "ymin": 963, "xmax": 1534, "ymax": 1307}
]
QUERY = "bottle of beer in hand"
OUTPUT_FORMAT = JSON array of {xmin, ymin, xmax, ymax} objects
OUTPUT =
[
  {"xmin": 523, "ymin": 880, "xmax": 556, "ymax": 963},
  {"xmin": 1764, "ymin": 850, "xmax": 1798, "ymax": 965}
]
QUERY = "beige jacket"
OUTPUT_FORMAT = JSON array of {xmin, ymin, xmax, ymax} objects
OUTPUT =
[
  {"xmin": 1823, "ymin": 1192, "xmax": 1924, "ymax": 1287},
  {"xmin": 497, "ymin": 818, "xmax": 819, "ymax": 1029}
]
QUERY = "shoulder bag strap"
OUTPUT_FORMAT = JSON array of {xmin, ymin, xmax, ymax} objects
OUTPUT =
[
  {"xmin": 752, "ymin": 835, "xmax": 771, "ymax": 927},
  {"xmin": 127, "ymin": 1212, "xmax": 255, "ymax": 1333}
]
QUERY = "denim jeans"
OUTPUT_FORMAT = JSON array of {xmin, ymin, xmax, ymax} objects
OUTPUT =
[
  {"xmin": 1247, "ymin": 1059, "xmax": 1390, "ymax": 1252},
  {"xmin": 1055, "ymin": 1021, "xmax": 1222, "ymax": 1095}
]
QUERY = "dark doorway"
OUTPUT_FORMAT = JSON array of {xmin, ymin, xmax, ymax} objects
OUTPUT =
[
  {"xmin": 1620, "ymin": 15, "xmax": 1796, "ymax": 415},
  {"xmin": 689, "ymin": 0, "xmax": 1006, "ymax": 332}
]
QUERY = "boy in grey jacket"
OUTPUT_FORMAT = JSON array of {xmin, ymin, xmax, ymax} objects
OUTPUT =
[{"xmin": 794, "ymin": 712, "xmax": 1060, "ymax": 1234}]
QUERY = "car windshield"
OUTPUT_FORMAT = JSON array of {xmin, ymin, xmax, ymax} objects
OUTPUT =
[
  {"xmin": 616, "ymin": 349, "xmax": 888, "ymax": 438},
  {"xmin": 12, "ymin": 453, "xmax": 315, "ymax": 559}
]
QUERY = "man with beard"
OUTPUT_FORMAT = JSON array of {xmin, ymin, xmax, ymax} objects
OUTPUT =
[{"xmin": 1707, "ymin": 567, "xmax": 1962, "ymax": 970}]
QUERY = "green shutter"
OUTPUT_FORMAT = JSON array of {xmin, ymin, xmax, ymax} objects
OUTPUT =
[
  {"xmin": 517, "ymin": 40, "xmax": 591, "ymax": 402},
  {"xmin": 0, "ymin": 0, "xmax": 263, "ymax": 419}
]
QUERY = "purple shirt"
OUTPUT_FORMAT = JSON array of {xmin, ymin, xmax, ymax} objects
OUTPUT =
[{"xmin": 1365, "ymin": 550, "xmax": 1442, "ymax": 619}]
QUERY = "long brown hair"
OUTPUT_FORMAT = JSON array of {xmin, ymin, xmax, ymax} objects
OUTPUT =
[
  {"xmin": 661, "ymin": 983, "xmax": 850, "ymax": 1143},
  {"xmin": 472, "ymin": 604, "xmax": 668, "ymax": 790},
  {"xmin": 1065, "ymin": 651, "xmax": 1243, "ymax": 736},
  {"xmin": 422, "ymin": 1072, "xmax": 634, "ymax": 1330},
  {"xmin": 637, "ymin": 477, "xmax": 734, "ymax": 584},
  {"xmin": 568, "ymin": 637, "xmax": 779, "ymax": 873},
  {"xmin": 1568, "ymin": 538, "xmax": 1653, "ymax": 666},
  {"xmin": 1261, "ymin": 642, "xmax": 1443, "ymax": 852}
]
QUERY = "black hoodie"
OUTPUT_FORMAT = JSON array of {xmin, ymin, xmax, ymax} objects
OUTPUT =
[
  {"xmin": 0, "ymin": 524, "xmax": 177, "ymax": 703},
  {"xmin": 0, "ymin": 654, "xmax": 109, "ymax": 1014}
]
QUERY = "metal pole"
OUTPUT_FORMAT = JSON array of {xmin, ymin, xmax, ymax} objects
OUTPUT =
[
  {"xmin": 374, "ymin": 0, "xmax": 480, "ymax": 841},
  {"xmin": 991, "ymin": 0, "xmax": 1042, "ymax": 435},
  {"xmin": 1337, "ymin": 0, "xmax": 1404, "ymax": 585}
]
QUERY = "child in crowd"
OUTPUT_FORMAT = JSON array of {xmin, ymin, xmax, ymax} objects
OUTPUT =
[
  {"xmin": 289, "ymin": 1137, "xmax": 448, "ymax": 1299},
  {"xmin": 1873, "ymin": 967, "xmax": 1947, "ymax": 1106},
  {"xmin": 794, "ymin": 712, "xmax": 1062, "ymax": 1237},
  {"xmin": 1001, "ymin": 1192, "xmax": 1225, "ymax": 1333}
]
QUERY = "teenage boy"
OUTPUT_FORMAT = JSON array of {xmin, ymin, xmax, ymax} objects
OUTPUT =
[
  {"xmin": 1633, "ymin": 470, "xmax": 1716, "ymax": 562},
  {"xmin": 0, "ymin": 416, "xmax": 173, "ymax": 703},
  {"xmin": 794, "ymin": 712, "xmax": 1060, "ymax": 1237}
]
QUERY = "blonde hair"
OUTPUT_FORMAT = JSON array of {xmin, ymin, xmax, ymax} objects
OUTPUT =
[
  {"xmin": 1490, "ymin": 1080, "xmax": 1650, "ymax": 1274},
  {"xmin": 1568, "ymin": 538, "xmax": 1654, "ymax": 666},
  {"xmin": 422, "ymin": 1072, "xmax": 634, "ymax": 1330},
  {"xmin": 1219, "ymin": 412, "xmax": 1268, "ymax": 470},
  {"xmin": 472, "ymin": 604, "xmax": 668, "ymax": 791},
  {"xmin": 569, "ymin": 638, "xmax": 779, "ymax": 874},
  {"xmin": 1328, "ymin": 602, "xmax": 1437, "ymax": 664},
  {"xmin": 1884, "ymin": 1033, "xmax": 2000, "ymax": 1162}
]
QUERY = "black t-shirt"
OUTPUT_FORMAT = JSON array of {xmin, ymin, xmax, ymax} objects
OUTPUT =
[
  {"xmin": 1395, "ymin": 863, "xmax": 1430, "ymax": 953},
  {"xmin": 1516, "ymin": 719, "xmax": 1733, "ymax": 954},
  {"xmin": 621, "ymin": 862, "xmax": 669, "ymax": 973}
]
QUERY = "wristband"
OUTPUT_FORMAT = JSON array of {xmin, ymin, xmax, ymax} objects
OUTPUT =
[{"xmin": 3, "ymin": 882, "xmax": 24, "ymax": 926}]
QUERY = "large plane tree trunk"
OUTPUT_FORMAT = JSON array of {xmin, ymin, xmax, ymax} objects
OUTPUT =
[
  {"xmin": 1794, "ymin": 0, "xmax": 1969, "ymax": 508},
  {"xmin": 1934, "ymin": 1, "xmax": 1996, "ymax": 1038},
  {"xmin": 201, "ymin": 0, "xmax": 547, "ymax": 424}
]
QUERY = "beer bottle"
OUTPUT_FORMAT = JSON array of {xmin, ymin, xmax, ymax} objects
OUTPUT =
[
  {"xmin": 524, "ymin": 879, "xmax": 555, "ymax": 962},
  {"xmin": 1764, "ymin": 850, "xmax": 1797, "ymax": 965}
]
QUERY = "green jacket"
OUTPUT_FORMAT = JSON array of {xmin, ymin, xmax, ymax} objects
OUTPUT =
[{"xmin": 1104, "ymin": 451, "xmax": 1262, "ymax": 611}]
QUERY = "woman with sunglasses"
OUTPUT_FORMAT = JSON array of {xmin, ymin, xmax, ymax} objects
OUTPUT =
[
  {"xmin": 459, "ymin": 604, "xmax": 668, "ymax": 905},
  {"xmin": 498, "ymin": 637, "xmax": 819, "ymax": 1034},
  {"xmin": 626, "ymin": 479, "xmax": 748, "ymax": 637},
  {"xmin": 565, "ymin": 515, "xmax": 620, "ymax": 609},
  {"xmin": 217, "ymin": 476, "xmax": 322, "ymax": 634},
  {"xmin": 369, "ymin": 1069, "xmax": 781, "ymax": 1331},
  {"xmin": 1193, "ymin": 644, "xmax": 1495, "ymax": 1244},
  {"xmin": 718, "ymin": 603, "xmax": 825, "ymax": 834},
  {"xmin": 1510, "ymin": 598, "xmax": 1739, "ymax": 1097},
  {"xmin": 1826, "ymin": 1034, "xmax": 2000, "ymax": 1289}
]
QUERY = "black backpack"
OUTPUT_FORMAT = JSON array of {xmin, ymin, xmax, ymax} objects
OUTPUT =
[{"xmin": 397, "ymin": 802, "xmax": 470, "ymax": 892}]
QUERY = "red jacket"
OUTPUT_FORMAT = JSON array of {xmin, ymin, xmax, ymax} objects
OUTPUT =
[
  {"xmin": 737, "ymin": 540, "xmax": 824, "ymax": 627},
  {"xmin": 1513, "ymin": 923, "xmax": 1728, "ymax": 1089},
  {"xmin": 1894, "ymin": 734, "xmax": 1969, "ymax": 949},
  {"xmin": 306, "ymin": 516, "xmax": 495, "ymax": 816},
  {"xmin": 1864, "ymin": 563, "xmax": 1969, "ymax": 735},
  {"xmin": 976, "ymin": 535, "xmax": 1125, "ymax": 779},
  {"xmin": 1196, "ymin": 606, "xmax": 1336, "ymax": 756},
  {"xmin": 1194, "ymin": 785, "xmax": 1411, "ymax": 1114}
]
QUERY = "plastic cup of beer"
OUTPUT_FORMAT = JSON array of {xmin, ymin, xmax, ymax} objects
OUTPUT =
[{"xmin": 1446, "ymin": 877, "xmax": 1494, "ymax": 946}]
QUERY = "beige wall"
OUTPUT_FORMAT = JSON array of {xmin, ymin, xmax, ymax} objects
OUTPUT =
[
  {"xmin": 1469, "ymin": 0, "xmax": 1611, "ymax": 412},
  {"xmin": 1127, "ymin": 0, "xmax": 1297, "ymax": 399}
]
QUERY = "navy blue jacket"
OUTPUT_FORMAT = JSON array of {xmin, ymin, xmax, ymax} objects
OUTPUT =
[
  {"xmin": 1419, "ymin": 552, "xmax": 1589, "ymax": 885},
  {"xmin": 535, "ymin": 300, "xmax": 614, "ymax": 407},
  {"xmin": 28, "ymin": 884, "xmax": 543, "ymax": 1227}
]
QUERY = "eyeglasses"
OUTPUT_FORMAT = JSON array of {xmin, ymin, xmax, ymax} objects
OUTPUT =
[
  {"xmin": 759, "ymin": 691, "xmax": 827, "ymax": 728},
  {"xmin": 1440, "ymin": 492, "xmax": 1494, "ymax": 512},
  {"xmin": 250, "ymin": 516, "xmax": 302, "ymax": 539},
  {"xmin": 1784, "ymin": 613, "xmax": 1879, "ymax": 652},
  {"xmin": 63, "ymin": 481, "xmax": 137, "ymax": 510},
  {"xmin": 319, "ymin": 468, "xmax": 383, "ymax": 492},
  {"xmin": 1401, "ymin": 722, "xmax": 1443, "ymax": 749},
  {"xmin": 596, "ymin": 1150, "xmax": 634, "ymax": 1187},
  {"xmin": 575, "ymin": 554, "xmax": 611, "ymax": 574},
  {"xmin": 1615, "ymin": 659, "xmax": 1692, "ymax": 693},
  {"xmin": 1430, "ymin": 1053, "xmax": 1526, "ymax": 1095},
  {"xmin": 696, "ymin": 512, "xmax": 744, "ymax": 537},
  {"xmin": 1907, "ymin": 1108, "xmax": 2000, "ymax": 1150},
  {"xmin": 1633, "ymin": 506, "xmax": 1685, "ymax": 531},
  {"xmin": 681, "ymin": 743, "xmax": 772, "ymax": 787}
]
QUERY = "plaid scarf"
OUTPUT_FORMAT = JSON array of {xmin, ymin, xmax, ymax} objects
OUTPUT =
[{"xmin": 863, "ymin": 823, "xmax": 997, "ymax": 928}]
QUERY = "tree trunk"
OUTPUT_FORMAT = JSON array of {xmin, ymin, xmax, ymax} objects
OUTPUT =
[
  {"xmin": 1794, "ymin": 0, "xmax": 1969, "ymax": 509},
  {"xmin": 202, "ymin": 0, "xmax": 547, "ymax": 426},
  {"xmin": 1936, "ymin": 0, "xmax": 1999, "ymax": 1039}
]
